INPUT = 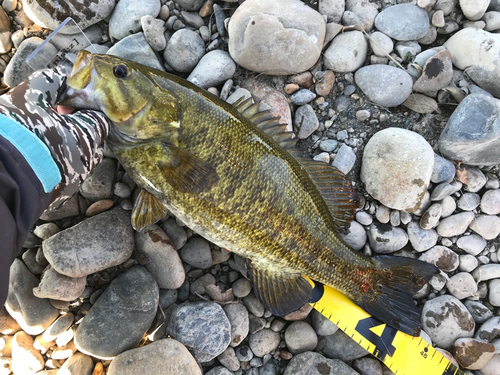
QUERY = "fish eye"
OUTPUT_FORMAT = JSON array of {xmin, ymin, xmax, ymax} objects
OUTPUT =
[{"xmin": 113, "ymin": 64, "xmax": 129, "ymax": 78}]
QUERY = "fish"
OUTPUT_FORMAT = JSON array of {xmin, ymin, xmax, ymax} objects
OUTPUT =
[{"xmin": 59, "ymin": 50, "xmax": 439, "ymax": 336}]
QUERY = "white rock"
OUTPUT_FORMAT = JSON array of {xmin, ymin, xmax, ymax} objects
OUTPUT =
[
  {"xmin": 361, "ymin": 128, "xmax": 434, "ymax": 212},
  {"xmin": 436, "ymin": 212, "xmax": 475, "ymax": 237},
  {"xmin": 345, "ymin": 0, "xmax": 379, "ymax": 32},
  {"xmin": 440, "ymin": 196, "xmax": 456, "ymax": 218},
  {"xmin": 459, "ymin": 0, "xmax": 490, "ymax": 20},
  {"xmin": 419, "ymin": 203, "xmax": 442, "ymax": 229},
  {"xmin": 446, "ymin": 272, "xmax": 478, "ymax": 299},
  {"xmin": 407, "ymin": 221, "xmax": 439, "ymax": 252},
  {"xmin": 319, "ymin": 0, "xmax": 345, "ymax": 23},
  {"xmin": 369, "ymin": 31, "xmax": 393, "ymax": 57},
  {"xmin": 464, "ymin": 167, "xmax": 487, "ymax": 192},
  {"xmin": 187, "ymin": 50, "xmax": 236, "ymax": 89},
  {"xmin": 472, "ymin": 264, "xmax": 500, "ymax": 282},
  {"xmin": 457, "ymin": 193, "xmax": 480, "ymax": 211},
  {"xmin": 456, "ymin": 234, "xmax": 487, "ymax": 256},
  {"xmin": 489, "ymin": 279, "xmax": 500, "ymax": 306},
  {"xmin": 340, "ymin": 220, "xmax": 367, "ymax": 250},
  {"xmin": 481, "ymin": 189, "xmax": 500, "ymax": 214},
  {"xmin": 459, "ymin": 254, "xmax": 478, "ymax": 272},
  {"xmin": 324, "ymin": 31, "xmax": 367, "ymax": 73},
  {"xmin": 469, "ymin": 214, "xmax": 500, "ymax": 240},
  {"xmin": 419, "ymin": 246, "xmax": 459, "ymax": 272}
]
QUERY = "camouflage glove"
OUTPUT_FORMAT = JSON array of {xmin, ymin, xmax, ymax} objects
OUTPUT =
[{"xmin": 0, "ymin": 68, "xmax": 110, "ymax": 210}]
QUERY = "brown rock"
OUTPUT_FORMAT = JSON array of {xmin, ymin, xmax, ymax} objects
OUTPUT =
[
  {"xmin": 85, "ymin": 199, "xmax": 114, "ymax": 217},
  {"xmin": 0, "ymin": 334, "xmax": 12, "ymax": 357},
  {"xmin": 51, "ymin": 340, "xmax": 77, "ymax": 360},
  {"xmin": 0, "ymin": 306, "xmax": 21, "ymax": 335},
  {"xmin": 11, "ymin": 331, "xmax": 44, "ymax": 374},
  {"xmin": 453, "ymin": 338, "xmax": 496, "ymax": 370},
  {"xmin": 199, "ymin": 0, "xmax": 214, "ymax": 17},
  {"xmin": 33, "ymin": 334, "xmax": 55, "ymax": 354},
  {"xmin": 315, "ymin": 70, "xmax": 335, "ymax": 96},
  {"xmin": 413, "ymin": 50, "xmax": 453, "ymax": 93},
  {"xmin": 284, "ymin": 83, "xmax": 300, "ymax": 95},
  {"xmin": 284, "ymin": 303, "xmax": 313, "ymax": 321},
  {"xmin": 288, "ymin": 71, "xmax": 314, "ymax": 88}
]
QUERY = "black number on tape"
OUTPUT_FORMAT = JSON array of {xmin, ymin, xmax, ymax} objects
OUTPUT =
[{"xmin": 355, "ymin": 317, "xmax": 397, "ymax": 361}]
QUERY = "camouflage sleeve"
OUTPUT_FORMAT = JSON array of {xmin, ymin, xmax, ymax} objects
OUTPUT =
[{"xmin": 0, "ymin": 68, "xmax": 110, "ymax": 210}]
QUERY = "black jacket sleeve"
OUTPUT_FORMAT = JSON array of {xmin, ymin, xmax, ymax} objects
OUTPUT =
[{"xmin": 0, "ymin": 135, "xmax": 53, "ymax": 306}]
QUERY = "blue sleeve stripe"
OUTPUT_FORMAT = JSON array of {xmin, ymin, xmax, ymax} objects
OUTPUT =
[{"xmin": 0, "ymin": 114, "xmax": 61, "ymax": 193}]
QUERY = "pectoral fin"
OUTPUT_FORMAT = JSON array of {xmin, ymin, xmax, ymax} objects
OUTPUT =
[
  {"xmin": 132, "ymin": 189, "xmax": 167, "ymax": 231},
  {"xmin": 247, "ymin": 260, "xmax": 313, "ymax": 316},
  {"xmin": 158, "ymin": 144, "xmax": 219, "ymax": 193}
]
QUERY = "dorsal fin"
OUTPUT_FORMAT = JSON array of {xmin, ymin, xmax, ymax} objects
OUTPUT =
[
  {"xmin": 232, "ymin": 96, "xmax": 297, "ymax": 150},
  {"xmin": 298, "ymin": 158, "xmax": 360, "ymax": 233}
]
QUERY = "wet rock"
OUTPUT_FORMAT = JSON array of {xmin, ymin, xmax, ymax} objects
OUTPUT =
[
  {"xmin": 109, "ymin": 0, "xmax": 161, "ymax": 40},
  {"xmin": 5, "ymin": 259, "xmax": 58, "ymax": 335},
  {"xmin": 453, "ymin": 337, "xmax": 495, "ymax": 370},
  {"xmin": 361, "ymin": 128, "xmax": 434, "ymax": 211},
  {"xmin": 43, "ymin": 208, "xmax": 134, "ymax": 278},
  {"xmin": 375, "ymin": 4, "xmax": 429, "ymax": 41},
  {"xmin": 475, "ymin": 316, "xmax": 500, "ymax": 341},
  {"xmin": 135, "ymin": 225, "xmax": 185, "ymax": 289},
  {"xmin": 324, "ymin": 31, "xmax": 367, "ymax": 73},
  {"xmin": 464, "ymin": 300, "xmax": 493, "ymax": 324},
  {"xmin": 228, "ymin": 0, "xmax": 325, "ymax": 75},
  {"xmin": 421, "ymin": 295, "xmax": 475, "ymax": 349},
  {"xmin": 167, "ymin": 302, "xmax": 231, "ymax": 362},
  {"xmin": 107, "ymin": 338, "xmax": 201, "ymax": 375},
  {"xmin": 283, "ymin": 351, "xmax": 358, "ymax": 375},
  {"xmin": 187, "ymin": 50, "xmax": 236, "ymax": 89},
  {"xmin": 75, "ymin": 266, "xmax": 159, "ymax": 359}
]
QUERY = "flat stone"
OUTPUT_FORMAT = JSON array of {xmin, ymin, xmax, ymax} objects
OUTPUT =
[
  {"xmin": 419, "ymin": 203, "xmax": 442, "ymax": 230},
  {"xmin": 475, "ymin": 316, "xmax": 500, "ymax": 342},
  {"xmin": 407, "ymin": 221, "xmax": 439, "ymax": 252},
  {"xmin": 173, "ymin": 0, "xmax": 204, "ymax": 11},
  {"xmin": 375, "ymin": 4, "xmax": 430, "ymax": 41},
  {"xmin": 361, "ymin": 128, "xmax": 434, "ymax": 211},
  {"xmin": 430, "ymin": 182, "xmax": 455, "ymax": 201},
  {"xmin": 57, "ymin": 352, "xmax": 94, "ymax": 375},
  {"xmin": 107, "ymin": 338, "xmax": 201, "ymax": 375},
  {"xmin": 294, "ymin": 104, "xmax": 319, "ymax": 139},
  {"xmin": 457, "ymin": 193, "xmax": 480, "ymax": 211},
  {"xmin": 42, "ymin": 313, "xmax": 74, "ymax": 342},
  {"xmin": 316, "ymin": 329, "xmax": 369, "ymax": 362},
  {"xmin": 413, "ymin": 50, "xmax": 453, "ymax": 93},
  {"xmin": 446, "ymin": 272, "xmax": 478, "ymax": 299},
  {"xmin": 5, "ymin": 259, "xmax": 58, "ymax": 335},
  {"xmin": 107, "ymin": 33, "xmax": 166, "ymax": 72},
  {"xmin": 109, "ymin": 0, "xmax": 160, "ymax": 40},
  {"xmin": 421, "ymin": 295, "xmax": 475, "ymax": 349},
  {"xmin": 290, "ymin": 89, "xmax": 316, "ymax": 105},
  {"xmin": 472, "ymin": 264, "xmax": 500, "ymax": 282},
  {"xmin": 75, "ymin": 266, "xmax": 159, "ymax": 359},
  {"xmin": 187, "ymin": 50, "xmax": 236, "ymax": 89},
  {"xmin": 469, "ymin": 215, "xmax": 500, "ymax": 240},
  {"xmin": 456, "ymin": 234, "xmax": 487, "ymax": 256},
  {"xmin": 464, "ymin": 167, "xmax": 487, "ymax": 192},
  {"xmin": 224, "ymin": 303, "xmax": 249, "ymax": 347},
  {"xmin": 135, "ymin": 225, "xmax": 185, "ymax": 289},
  {"xmin": 228, "ymin": 0, "xmax": 325, "ymax": 75},
  {"xmin": 464, "ymin": 300, "xmax": 493, "ymax": 324},
  {"xmin": 283, "ymin": 351, "xmax": 358, "ymax": 375},
  {"xmin": 43, "ymin": 208, "xmax": 134, "ymax": 278},
  {"xmin": 332, "ymin": 144, "xmax": 356, "ymax": 175},
  {"xmin": 355, "ymin": 65, "xmax": 413, "ymax": 107}
]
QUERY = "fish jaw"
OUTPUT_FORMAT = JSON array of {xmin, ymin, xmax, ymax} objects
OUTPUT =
[{"xmin": 57, "ymin": 50, "xmax": 101, "ymax": 111}]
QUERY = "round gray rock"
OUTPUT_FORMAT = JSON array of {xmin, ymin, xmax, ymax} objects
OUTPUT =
[
  {"xmin": 187, "ymin": 50, "xmax": 236, "ymax": 89},
  {"xmin": 223, "ymin": 303, "xmax": 249, "ymax": 347},
  {"xmin": 469, "ymin": 214, "xmax": 500, "ymax": 240},
  {"xmin": 107, "ymin": 338, "xmax": 201, "ymax": 375},
  {"xmin": 375, "ymin": 4, "xmax": 430, "ymax": 41},
  {"xmin": 340, "ymin": 220, "xmax": 367, "ymax": 251},
  {"xmin": 164, "ymin": 29, "xmax": 205, "ymax": 73},
  {"xmin": 355, "ymin": 65, "xmax": 413, "ymax": 107},
  {"xmin": 107, "ymin": 33, "xmax": 166, "ymax": 72},
  {"xmin": 324, "ymin": 31, "xmax": 367, "ymax": 73},
  {"xmin": 80, "ymin": 158, "xmax": 116, "ymax": 201},
  {"xmin": 367, "ymin": 222, "xmax": 408, "ymax": 254},
  {"xmin": 32, "ymin": 266, "xmax": 86, "ymax": 301},
  {"xmin": 481, "ymin": 189, "xmax": 500, "ymax": 214},
  {"xmin": 456, "ymin": 234, "xmax": 487, "ymax": 256},
  {"xmin": 43, "ymin": 208, "xmax": 134, "ymax": 278},
  {"xmin": 75, "ymin": 266, "xmax": 158, "ymax": 359},
  {"xmin": 109, "ymin": 0, "xmax": 161, "ymax": 40},
  {"xmin": 407, "ymin": 221, "xmax": 439, "ymax": 252},
  {"xmin": 283, "ymin": 351, "xmax": 358, "ymax": 375},
  {"xmin": 421, "ymin": 295, "xmax": 475, "ymax": 349},
  {"xmin": 436, "ymin": 212, "xmax": 475, "ymax": 237},
  {"xmin": 285, "ymin": 321, "xmax": 318, "ymax": 354},
  {"xmin": 167, "ymin": 302, "xmax": 231, "ymax": 362},
  {"xmin": 249, "ymin": 328, "xmax": 280, "ymax": 357},
  {"xmin": 180, "ymin": 237, "xmax": 213, "ymax": 269},
  {"xmin": 361, "ymin": 128, "xmax": 434, "ymax": 211},
  {"xmin": 228, "ymin": 0, "xmax": 325, "ymax": 75}
]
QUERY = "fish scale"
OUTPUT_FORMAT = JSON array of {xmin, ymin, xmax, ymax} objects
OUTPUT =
[{"xmin": 60, "ymin": 50, "xmax": 439, "ymax": 336}]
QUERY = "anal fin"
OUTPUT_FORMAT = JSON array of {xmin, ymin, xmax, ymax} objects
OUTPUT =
[
  {"xmin": 247, "ymin": 260, "xmax": 313, "ymax": 316},
  {"xmin": 132, "ymin": 190, "xmax": 167, "ymax": 231}
]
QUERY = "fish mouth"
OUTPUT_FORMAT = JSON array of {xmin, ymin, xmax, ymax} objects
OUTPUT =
[{"xmin": 57, "ymin": 50, "xmax": 101, "ymax": 110}]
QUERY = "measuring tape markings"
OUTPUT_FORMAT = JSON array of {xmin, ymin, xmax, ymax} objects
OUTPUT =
[{"xmin": 305, "ymin": 276, "xmax": 467, "ymax": 375}]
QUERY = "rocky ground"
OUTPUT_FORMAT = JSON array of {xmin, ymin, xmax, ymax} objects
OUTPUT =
[{"xmin": 2, "ymin": 0, "xmax": 500, "ymax": 374}]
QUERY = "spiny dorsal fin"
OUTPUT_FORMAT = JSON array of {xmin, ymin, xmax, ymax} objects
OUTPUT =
[
  {"xmin": 298, "ymin": 158, "xmax": 360, "ymax": 233},
  {"xmin": 232, "ymin": 95, "xmax": 297, "ymax": 150},
  {"xmin": 246, "ymin": 259, "xmax": 313, "ymax": 316}
]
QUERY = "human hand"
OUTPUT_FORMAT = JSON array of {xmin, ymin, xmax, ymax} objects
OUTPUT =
[{"xmin": 0, "ymin": 68, "xmax": 110, "ymax": 210}]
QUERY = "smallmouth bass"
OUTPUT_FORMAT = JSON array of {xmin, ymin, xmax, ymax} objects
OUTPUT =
[{"xmin": 60, "ymin": 50, "xmax": 438, "ymax": 336}]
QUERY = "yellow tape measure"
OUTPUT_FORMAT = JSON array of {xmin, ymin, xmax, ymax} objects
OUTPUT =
[{"xmin": 304, "ymin": 277, "xmax": 466, "ymax": 375}]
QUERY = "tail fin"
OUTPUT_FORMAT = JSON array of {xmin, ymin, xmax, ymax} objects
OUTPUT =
[{"xmin": 357, "ymin": 256, "xmax": 439, "ymax": 336}]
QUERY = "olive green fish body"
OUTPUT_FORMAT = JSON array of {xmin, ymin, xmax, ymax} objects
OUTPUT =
[{"xmin": 61, "ymin": 51, "xmax": 439, "ymax": 335}]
